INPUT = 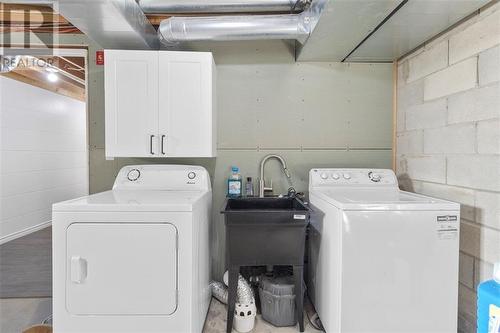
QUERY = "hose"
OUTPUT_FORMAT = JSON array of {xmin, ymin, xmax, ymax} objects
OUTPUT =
[
  {"xmin": 237, "ymin": 274, "xmax": 255, "ymax": 304},
  {"xmin": 210, "ymin": 281, "xmax": 229, "ymax": 304},
  {"xmin": 212, "ymin": 272, "xmax": 255, "ymax": 305}
]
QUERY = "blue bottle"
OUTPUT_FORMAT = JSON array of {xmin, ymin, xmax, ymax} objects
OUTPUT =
[
  {"xmin": 227, "ymin": 166, "xmax": 242, "ymax": 198},
  {"xmin": 478, "ymin": 263, "xmax": 500, "ymax": 333}
]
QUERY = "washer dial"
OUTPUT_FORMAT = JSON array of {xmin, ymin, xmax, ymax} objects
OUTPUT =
[{"xmin": 188, "ymin": 171, "xmax": 197, "ymax": 180}]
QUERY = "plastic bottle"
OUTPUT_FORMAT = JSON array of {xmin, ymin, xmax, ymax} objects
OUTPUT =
[
  {"xmin": 227, "ymin": 166, "xmax": 242, "ymax": 197},
  {"xmin": 245, "ymin": 177, "xmax": 254, "ymax": 197},
  {"xmin": 477, "ymin": 262, "xmax": 500, "ymax": 333}
]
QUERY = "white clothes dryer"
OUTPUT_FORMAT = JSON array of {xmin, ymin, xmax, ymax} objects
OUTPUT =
[{"xmin": 52, "ymin": 165, "xmax": 212, "ymax": 333}]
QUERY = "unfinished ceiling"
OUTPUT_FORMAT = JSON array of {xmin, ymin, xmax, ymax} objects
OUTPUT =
[
  {"xmin": 298, "ymin": 0, "xmax": 491, "ymax": 62},
  {"xmin": 344, "ymin": 0, "xmax": 493, "ymax": 62},
  {"xmin": 1, "ymin": 0, "xmax": 494, "ymax": 62},
  {"xmin": 1, "ymin": 55, "xmax": 85, "ymax": 101},
  {"xmin": 0, "ymin": 3, "xmax": 80, "ymax": 33}
]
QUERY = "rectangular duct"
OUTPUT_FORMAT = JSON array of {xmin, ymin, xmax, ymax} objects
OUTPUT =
[{"xmin": 57, "ymin": 0, "xmax": 159, "ymax": 50}]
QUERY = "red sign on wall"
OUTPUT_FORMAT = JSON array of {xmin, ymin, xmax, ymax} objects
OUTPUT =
[{"xmin": 96, "ymin": 50, "xmax": 104, "ymax": 65}]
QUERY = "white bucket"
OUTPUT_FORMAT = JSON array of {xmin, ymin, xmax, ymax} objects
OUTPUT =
[{"xmin": 234, "ymin": 301, "xmax": 256, "ymax": 333}]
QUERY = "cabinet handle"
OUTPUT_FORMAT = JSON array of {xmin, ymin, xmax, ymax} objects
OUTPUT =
[
  {"xmin": 161, "ymin": 135, "xmax": 166, "ymax": 155},
  {"xmin": 150, "ymin": 135, "xmax": 155, "ymax": 155}
]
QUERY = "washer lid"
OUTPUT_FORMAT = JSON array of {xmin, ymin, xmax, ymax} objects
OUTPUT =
[
  {"xmin": 53, "ymin": 189, "xmax": 207, "ymax": 212},
  {"xmin": 313, "ymin": 188, "xmax": 459, "ymax": 211}
]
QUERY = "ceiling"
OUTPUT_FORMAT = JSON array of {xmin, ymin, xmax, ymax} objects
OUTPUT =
[
  {"xmin": 0, "ymin": 3, "xmax": 80, "ymax": 33},
  {"xmin": 1, "ymin": 0, "xmax": 493, "ymax": 62},
  {"xmin": 1, "ymin": 55, "xmax": 86, "ymax": 101},
  {"xmin": 346, "ymin": 0, "xmax": 491, "ymax": 62},
  {"xmin": 298, "ymin": 0, "xmax": 491, "ymax": 62}
]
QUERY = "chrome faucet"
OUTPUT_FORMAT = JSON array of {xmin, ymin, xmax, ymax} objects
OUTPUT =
[{"xmin": 259, "ymin": 154, "xmax": 291, "ymax": 197}]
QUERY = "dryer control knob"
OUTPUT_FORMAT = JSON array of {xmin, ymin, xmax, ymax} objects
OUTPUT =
[
  {"xmin": 331, "ymin": 173, "xmax": 340, "ymax": 180},
  {"xmin": 343, "ymin": 173, "xmax": 351, "ymax": 180},
  {"xmin": 188, "ymin": 172, "xmax": 197, "ymax": 180},
  {"xmin": 127, "ymin": 169, "xmax": 141, "ymax": 182},
  {"xmin": 370, "ymin": 172, "xmax": 381, "ymax": 182},
  {"xmin": 320, "ymin": 172, "xmax": 329, "ymax": 180}
]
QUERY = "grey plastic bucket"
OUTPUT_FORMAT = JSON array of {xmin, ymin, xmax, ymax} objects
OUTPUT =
[{"xmin": 259, "ymin": 276, "xmax": 298, "ymax": 327}]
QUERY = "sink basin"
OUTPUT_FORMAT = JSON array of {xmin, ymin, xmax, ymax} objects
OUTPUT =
[
  {"xmin": 221, "ymin": 197, "xmax": 310, "ymax": 266},
  {"xmin": 223, "ymin": 197, "xmax": 309, "ymax": 214}
]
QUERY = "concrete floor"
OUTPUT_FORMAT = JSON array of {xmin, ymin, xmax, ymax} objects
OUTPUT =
[
  {"xmin": 0, "ymin": 298, "xmax": 52, "ymax": 333},
  {"xmin": 0, "ymin": 297, "xmax": 322, "ymax": 333},
  {"xmin": 204, "ymin": 298, "xmax": 323, "ymax": 333}
]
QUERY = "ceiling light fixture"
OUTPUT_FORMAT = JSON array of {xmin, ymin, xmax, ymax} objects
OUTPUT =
[{"xmin": 47, "ymin": 72, "xmax": 59, "ymax": 82}]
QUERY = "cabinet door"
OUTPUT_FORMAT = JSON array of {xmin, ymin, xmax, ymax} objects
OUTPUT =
[
  {"xmin": 66, "ymin": 223, "xmax": 178, "ymax": 315},
  {"xmin": 158, "ymin": 52, "xmax": 215, "ymax": 157},
  {"xmin": 105, "ymin": 50, "xmax": 159, "ymax": 157}
]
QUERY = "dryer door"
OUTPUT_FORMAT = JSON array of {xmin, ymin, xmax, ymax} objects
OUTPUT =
[{"xmin": 66, "ymin": 223, "xmax": 177, "ymax": 315}]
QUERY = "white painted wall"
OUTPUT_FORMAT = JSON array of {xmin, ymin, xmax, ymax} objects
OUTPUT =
[
  {"xmin": 395, "ymin": 3, "xmax": 500, "ymax": 333},
  {"xmin": 0, "ymin": 76, "xmax": 88, "ymax": 243}
]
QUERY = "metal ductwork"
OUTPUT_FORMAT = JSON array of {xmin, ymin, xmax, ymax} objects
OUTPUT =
[
  {"xmin": 138, "ymin": 0, "xmax": 311, "ymax": 14},
  {"xmin": 158, "ymin": 13, "xmax": 311, "ymax": 45},
  {"xmin": 57, "ymin": 0, "xmax": 159, "ymax": 50}
]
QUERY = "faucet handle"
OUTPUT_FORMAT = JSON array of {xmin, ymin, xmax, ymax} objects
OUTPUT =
[{"xmin": 263, "ymin": 179, "xmax": 273, "ymax": 192}]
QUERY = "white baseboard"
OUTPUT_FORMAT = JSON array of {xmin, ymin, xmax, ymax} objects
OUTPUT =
[{"xmin": 0, "ymin": 221, "xmax": 52, "ymax": 246}]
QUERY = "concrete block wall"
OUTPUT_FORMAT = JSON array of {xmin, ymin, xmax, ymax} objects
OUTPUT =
[{"xmin": 396, "ymin": 3, "xmax": 500, "ymax": 332}]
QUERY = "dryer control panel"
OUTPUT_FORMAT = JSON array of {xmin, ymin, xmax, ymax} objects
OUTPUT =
[
  {"xmin": 309, "ymin": 169, "xmax": 398, "ymax": 187},
  {"xmin": 113, "ymin": 165, "xmax": 211, "ymax": 191}
]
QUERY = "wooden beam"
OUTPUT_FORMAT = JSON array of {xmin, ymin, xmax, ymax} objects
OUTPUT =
[
  {"xmin": 0, "ymin": 3, "xmax": 68, "ymax": 24},
  {"xmin": 0, "ymin": 2, "xmax": 81, "ymax": 34},
  {"xmin": 37, "ymin": 56, "xmax": 85, "ymax": 82},
  {"xmin": 2, "ymin": 69, "xmax": 85, "ymax": 102}
]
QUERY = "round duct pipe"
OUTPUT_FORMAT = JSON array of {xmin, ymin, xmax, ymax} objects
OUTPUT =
[
  {"xmin": 138, "ymin": 0, "xmax": 311, "ymax": 14},
  {"xmin": 158, "ymin": 13, "xmax": 310, "ymax": 45}
]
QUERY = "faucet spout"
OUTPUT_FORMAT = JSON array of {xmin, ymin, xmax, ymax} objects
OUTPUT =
[{"xmin": 259, "ymin": 154, "xmax": 291, "ymax": 197}]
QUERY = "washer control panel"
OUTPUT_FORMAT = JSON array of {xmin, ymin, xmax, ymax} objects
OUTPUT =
[{"xmin": 310, "ymin": 169, "xmax": 398, "ymax": 187}]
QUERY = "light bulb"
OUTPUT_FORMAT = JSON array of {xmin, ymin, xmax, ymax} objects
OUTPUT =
[{"xmin": 47, "ymin": 72, "xmax": 58, "ymax": 82}]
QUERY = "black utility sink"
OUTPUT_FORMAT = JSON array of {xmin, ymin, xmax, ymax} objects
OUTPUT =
[
  {"xmin": 221, "ymin": 196, "xmax": 310, "ymax": 333},
  {"xmin": 223, "ymin": 197, "xmax": 309, "ymax": 224},
  {"xmin": 221, "ymin": 197, "xmax": 310, "ymax": 265}
]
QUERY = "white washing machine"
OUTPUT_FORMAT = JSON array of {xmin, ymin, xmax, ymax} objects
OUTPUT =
[
  {"xmin": 308, "ymin": 168, "xmax": 460, "ymax": 333},
  {"xmin": 52, "ymin": 165, "xmax": 212, "ymax": 333}
]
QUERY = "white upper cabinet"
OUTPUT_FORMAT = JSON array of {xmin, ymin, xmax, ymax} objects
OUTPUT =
[
  {"xmin": 105, "ymin": 50, "xmax": 159, "ymax": 157},
  {"xmin": 105, "ymin": 50, "xmax": 216, "ymax": 158}
]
